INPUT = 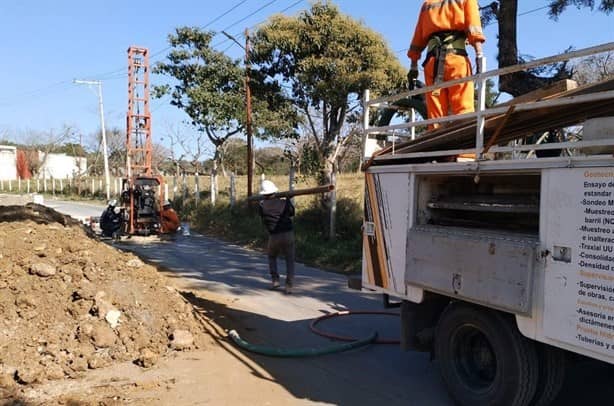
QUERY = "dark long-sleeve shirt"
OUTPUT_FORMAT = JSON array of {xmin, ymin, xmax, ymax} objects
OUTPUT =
[{"xmin": 259, "ymin": 198, "xmax": 295, "ymax": 234}]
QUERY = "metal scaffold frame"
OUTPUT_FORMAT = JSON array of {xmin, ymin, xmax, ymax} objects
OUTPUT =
[
  {"xmin": 126, "ymin": 46, "xmax": 152, "ymax": 178},
  {"xmin": 362, "ymin": 42, "xmax": 614, "ymax": 164},
  {"xmin": 123, "ymin": 46, "xmax": 164, "ymax": 236}
]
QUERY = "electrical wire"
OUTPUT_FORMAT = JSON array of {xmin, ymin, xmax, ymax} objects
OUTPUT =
[
  {"xmin": 2, "ymin": 0, "xmax": 303, "ymax": 105},
  {"xmin": 213, "ymin": 0, "xmax": 304, "ymax": 50}
]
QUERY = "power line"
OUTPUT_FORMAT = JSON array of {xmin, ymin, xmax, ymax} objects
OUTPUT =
[
  {"xmin": 220, "ymin": 0, "xmax": 278, "ymax": 32},
  {"xmin": 519, "ymin": 5, "xmax": 550, "ymax": 16},
  {"xmin": 212, "ymin": 0, "xmax": 304, "ymax": 50},
  {"xmin": 149, "ymin": 0, "xmax": 251, "ymax": 61},
  {"xmin": 0, "ymin": 1, "xmax": 255, "ymax": 105}
]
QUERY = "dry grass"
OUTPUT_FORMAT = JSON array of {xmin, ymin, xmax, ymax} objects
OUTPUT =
[{"xmin": 178, "ymin": 172, "xmax": 365, "ymax": 274}]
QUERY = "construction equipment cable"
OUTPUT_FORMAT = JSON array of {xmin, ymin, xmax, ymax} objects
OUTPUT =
[
  {"xmin": 228, "ymin": 329, "xmax": 378, "ymax": 357},
  {"xmin": 309, "ymin": 310, "xmax": 401, "ymax": 345},
  {"xmin": 228, "ymin": 310, "xmax": 399, "ymax": 357}
]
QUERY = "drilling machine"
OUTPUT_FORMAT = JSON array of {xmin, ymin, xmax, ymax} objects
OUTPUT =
[{"xmin": 120, "ymin": 46, "xmax": 165, "ymax": 236}]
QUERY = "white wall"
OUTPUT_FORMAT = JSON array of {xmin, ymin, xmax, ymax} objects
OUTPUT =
[
  {"xmin": 0, "ymin": 146, "xmax": 17, "ymax": 181},
  {"xmin": 38, "ymin": 152, "xmax": 87, "ymax": 179}
]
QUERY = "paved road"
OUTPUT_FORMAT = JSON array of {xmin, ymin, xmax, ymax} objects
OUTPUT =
[
  {"xmin": 48, "ymin": 199, "xmax": 453, "ymax": 405},
  {"xmin": 47, "ymin": 199, "xmax": 614, "ymax": 405}
]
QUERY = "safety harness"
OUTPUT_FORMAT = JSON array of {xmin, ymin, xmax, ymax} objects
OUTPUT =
[{"xmin": 424, "ymin": 31, "xmax": 467, "ymax": 93}]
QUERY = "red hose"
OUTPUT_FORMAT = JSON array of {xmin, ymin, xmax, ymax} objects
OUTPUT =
[{"xmin": 309, "ymin": 310, "xmax": 400, "ymax": 345}]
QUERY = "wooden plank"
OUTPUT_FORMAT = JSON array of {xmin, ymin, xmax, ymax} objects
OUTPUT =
[
  {"xmin": 374, "ymin": 77, "xmax": 614, "ymax": 162},
  {"xmin": 499, "ymin": 79, "xmax": 578, "ymax": 106}
]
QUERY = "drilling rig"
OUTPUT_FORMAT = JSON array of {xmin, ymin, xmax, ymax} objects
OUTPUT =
[{"xmin": 120, "ymin": 46, "xmax": 165, "ymax": 236}]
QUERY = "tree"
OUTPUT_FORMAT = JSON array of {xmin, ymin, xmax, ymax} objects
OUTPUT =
[
  {"xmin": 154, "ymin": 27, "xmax": 244, "ymax": 180},
  {"xmin": 250, "ymin": 1, "xmax": 406, "ymax": 187},
  {"xmin": 219, "ymin": 137, "xmax": 247, "ymax": 175},
  {"xmin": 153, "ymin": 27, "xmax": 297, "ymax": 193},
  {"xmin": 572, "ymin": 52, "xmax": 614, "ymax": 85},
  {"xmin": 487, "ymin": 0, "xmax": 613, "ymax": 97}
]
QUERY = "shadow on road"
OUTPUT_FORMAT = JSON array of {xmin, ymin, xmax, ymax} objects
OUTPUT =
[
  {"xmin": 116, "ymin": 233, "xmax": 614, "ymax": 406},
  {"xmin": 180, "ymin": 290, "xmax": 448, "ymax": 406}
]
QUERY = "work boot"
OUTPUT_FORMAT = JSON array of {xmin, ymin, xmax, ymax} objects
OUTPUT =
[
  {"xmin": 284, "ymin": 284, "xmax": 293, "ymax": 295},
  {"xmin": 271, "ymin": 279, "xmax": 280, "ymax": 290}
]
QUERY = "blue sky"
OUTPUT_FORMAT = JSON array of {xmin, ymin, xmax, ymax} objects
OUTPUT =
[{"xmin": 0, "ymin": 0, "xmax": 611, "ymax": 156}]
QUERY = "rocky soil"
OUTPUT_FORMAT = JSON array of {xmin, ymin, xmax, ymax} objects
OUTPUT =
[{"xmin": 0, "ymin": 201, "xmax": 210, "ymax": 403}]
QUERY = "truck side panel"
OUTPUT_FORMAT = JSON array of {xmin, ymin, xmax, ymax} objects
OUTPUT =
[
  {"xmin": 362, "ymin": 171, "xmax": 412, "ymax": 294},
  {"xmin": 406, "ymin": 226, "xmax": 537, "ymax": 315},
  {"xmin": 537, "ymin": 167, "xmax": 614, "ymax": 359}
]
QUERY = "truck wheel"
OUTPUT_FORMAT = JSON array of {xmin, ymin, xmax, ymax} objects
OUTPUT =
[
  {"xmin": 530, "ymin": 344, "xmax": 566, "ymax": 406},
  {"xmin": 435, "ymin": 303, "xmax": 538, "ymax": 406}
]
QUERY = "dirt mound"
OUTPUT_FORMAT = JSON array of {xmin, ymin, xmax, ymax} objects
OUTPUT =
[{"xmin": 0, "ymin": 205, "xmax": 209, "ymax": 394}]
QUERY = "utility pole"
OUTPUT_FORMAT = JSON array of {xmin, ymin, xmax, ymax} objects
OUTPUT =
[
  {"xmin": 74, "ymin": 79, "xmax": 111, "ymax": 200},
  {"xmin": 222, "ymin": 29, "xmax": 254, "ymax": 199},
  {"xmin": 245, "ymin": 28, "xmax": 254, "ymax": 200}
]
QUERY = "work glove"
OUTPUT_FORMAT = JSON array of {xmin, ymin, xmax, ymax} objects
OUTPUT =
[{"xmin": 407, "ymin": 68, "xmax": 419, "ymax": 90}]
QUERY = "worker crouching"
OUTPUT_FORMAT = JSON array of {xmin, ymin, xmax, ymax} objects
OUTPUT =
[
  {"xmin": 160, "ymin": 200, "xmax": 180, "ymax": 234},
  {"xmin": 100, "ymin": 199, "xmax": 123, "ymax": 240}
]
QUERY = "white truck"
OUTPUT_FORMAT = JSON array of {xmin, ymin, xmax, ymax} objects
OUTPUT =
[{"xmin": 359, "ymin": 42, "xmax": 614, "ymax": 406}]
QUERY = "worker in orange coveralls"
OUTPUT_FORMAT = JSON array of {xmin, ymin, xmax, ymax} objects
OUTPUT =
[
  {"xmin": 160, "ymin": 200, "xmax": 180, "ymax": 234},
  {"xmin": 407, "ymin": 0, "xmax": 486, "ymax": 129}
]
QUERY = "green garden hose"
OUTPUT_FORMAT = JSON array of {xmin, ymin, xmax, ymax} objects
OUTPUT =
[{"xmin": 228, "ymin": 329, "xmax": 378, "ymax": 357}]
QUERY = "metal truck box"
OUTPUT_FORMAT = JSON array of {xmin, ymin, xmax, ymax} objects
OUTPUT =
[{"xmin": 406, "ymin": 225, "xmax": 538, "ymax": 315}]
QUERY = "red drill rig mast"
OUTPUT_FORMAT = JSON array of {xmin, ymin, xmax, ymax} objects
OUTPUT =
[{"xmin": 122, "ymin": 46, "xmax": 164, "ymax": 235}]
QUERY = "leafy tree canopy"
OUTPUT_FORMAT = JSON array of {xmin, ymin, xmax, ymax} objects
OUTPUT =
[
  {"xmin": 153, "ymin": 27, "xmax": 245, "ymax": 146},
  {"xmin": 548, "ymin": 0, "xmax": 613, "ymax": 19},
  {"xmin": 250, "ymin": 1, "xmax": 406, "ymax": 182}
]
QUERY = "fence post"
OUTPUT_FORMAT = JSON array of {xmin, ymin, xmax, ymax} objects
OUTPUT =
[
  {"xmin": 52, "ymin": 177, "xmax": 56, "ymax": 196},
  {"xmin": 329, "ymin": 169, "xmax": 337, "ymax": 241},
  {"xmin": 164, "ymin": 183, "xmax": 169, "ymax": 202},
  {"xmin": 194, "ymin": 172, "xmax": 200, "ymax": 205},
  {"xmin": 18, "ymin": 177, "xmax": 21, "ymax": 193},
  {"xmin": 210, "ymin": 171, "xmax": 216, "ymax": 206},
  {"xmin": 43, "ymin": 178, "xmax": 47, "ymax": 193},
  {"xmin": 289, "ymin": 166, "xmax": 296, "ymax": 205},
  {"xmin": 172, "ymin": 175, "xmax": 177, "ymax": 200},
  {"xmin": 230, "ymin": 172, "xmax": 236, "ymax": 208},
  {"xmin": 91, "ymin": 179, "xmax": 95, "ymax": 195},
  {"xmin": 182, "ymin": 173, "xmax": 187, "ymax": 199},
  {"xmin": 59, "ymin": 178, "xmax": 63, "ymax": 194},
  {"xmin": 36, "ymin": 178, "xmax": 40, "ymax": 192},
  {"xmin": 8, "ymin": 179, "xmax": 12, "ymax": 192},
  {"xmin": 0, "ymin": 178, "xmax": 3, "ymax": 191},
  {"xmin": 27, "ymin": 179, "xmax": 30, "ymax": 194}
]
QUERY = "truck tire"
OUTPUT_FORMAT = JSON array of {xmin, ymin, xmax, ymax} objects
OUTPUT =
[
  {"xmin": 435, "ymin": 302, "xmax": 538, "ymax": 406},
  {"xmin": 530, "ymin": 344, "xmax": 566, "ymax": 406}
]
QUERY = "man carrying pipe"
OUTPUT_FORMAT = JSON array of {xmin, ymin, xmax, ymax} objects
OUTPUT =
[
  {"xmin": 253, "ymin": 182, "xmax": 335, "ymax": 294},
  {"xmin": 258, "ymin": 180, "xmax": 296, "ymax": 294}
]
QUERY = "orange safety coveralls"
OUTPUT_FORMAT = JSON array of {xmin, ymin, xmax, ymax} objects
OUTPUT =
[
  {"xmin": 407, "ymin": 0, "xmax": 486, "ymax": 125},
  {"xmin": 160, "ymin": 207, "xmax": 180, "ymax": 234}
]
